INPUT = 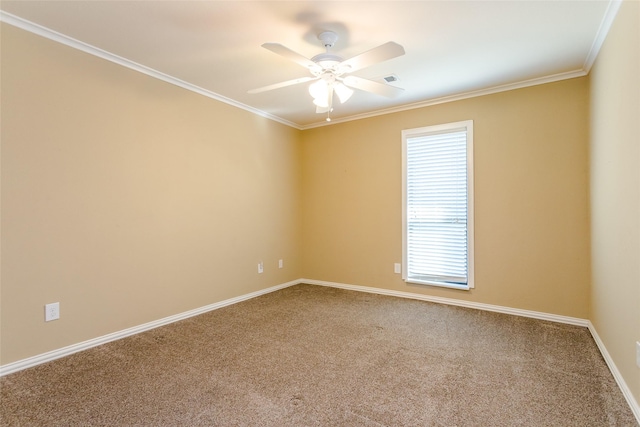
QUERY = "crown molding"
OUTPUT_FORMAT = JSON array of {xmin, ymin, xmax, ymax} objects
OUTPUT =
[
  {"xmin": 301, "ymin": 69, "xmax": 588, "ymax": 130},
  {"xmin": 1, "ymin": 0, "xmax": 623, "ymax": 131},
  {"xmin": 583, "ymin": 0, "xmax": 623, "ymax": 72},
  {"xmin": 301, "ymin": 0, "xmax": 622, "ymax": 130},
  {"xmin": 0, "ymin": 11, "xmax": 302, "ymax": 130}
]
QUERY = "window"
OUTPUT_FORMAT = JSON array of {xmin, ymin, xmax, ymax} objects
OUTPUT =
[{"xmin": 402, "ymin": 120, "xmax": 474, "ymax": 290}]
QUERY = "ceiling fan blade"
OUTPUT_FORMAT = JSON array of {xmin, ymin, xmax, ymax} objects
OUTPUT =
[
  {"xmin": 262, "ymin": 43, "xmax": 318, "ymax": 69},
  {"xmin": 339, "ymin": 42, "xmax": 405, "ymax": 73},
  {"xmin": 248, "ymin": 76, "xmax": 317, "ymax": 94},
  {"xmin": 343, "ymin": 75, "xmax": 404, "ymax": 98}
]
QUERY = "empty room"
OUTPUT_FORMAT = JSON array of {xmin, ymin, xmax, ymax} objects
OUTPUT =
[{"xmin": 1, "ymin": 1, "xmax": 638, "ymax": 425}]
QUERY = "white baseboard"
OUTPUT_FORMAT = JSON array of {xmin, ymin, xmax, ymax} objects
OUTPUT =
[
  {"xmin": 0, "ymin": 280, "xmax": 299, "ymax": 376},
  {"xmin": 3, "ymin": 277, "xmax": 639, "ymax": 423},
  {"xmin": 303, "ymin": 279, "xmax": 639, "ymax": 422},
  {"xmin": 302, "ymin": 279, "xmax": 640, "ymax": 422},
  {"xmin": 300, "ymin": 278, "xmax": 589, "ymax": 326},
  {"xmin": 587, "ymin": 322, "xmax": 640, "ymax": 424},
  {"xmin": 0, "ymin": 277, "xmax": 590, "ymax": 376}
]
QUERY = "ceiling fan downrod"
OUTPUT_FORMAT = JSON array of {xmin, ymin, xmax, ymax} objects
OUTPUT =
[{"xmin": 311, "ymin": 31, "xmax": 343, "ymax": 71}]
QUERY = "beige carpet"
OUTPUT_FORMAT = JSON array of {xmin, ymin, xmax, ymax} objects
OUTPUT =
[{"xmin": 1, "ymin": 284, "xmax": 637, "ymax": 426}]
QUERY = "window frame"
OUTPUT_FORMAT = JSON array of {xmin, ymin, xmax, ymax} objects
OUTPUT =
[{"xmin": 401, "ymin": 120, "xmax": 475, "ymax": 290}]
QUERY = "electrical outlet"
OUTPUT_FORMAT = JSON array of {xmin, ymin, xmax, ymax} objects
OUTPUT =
[
  {"xmin": 258, "ymin": 262, "xmax": 264, "ymax": 274},
  {"xmin": 278, "ymin": 259, "xmax": 283, "ymax": 269},
  {"xmin": 394, "ymin": 263, "xmax": 401, "ymax": 274},
  {"xmin": 45, "ymin": 302, "xmax": 60, "ymax": 322},
  {"xmin": 636, "ymin": 341, "xmax": 640, "ymax": 368}
]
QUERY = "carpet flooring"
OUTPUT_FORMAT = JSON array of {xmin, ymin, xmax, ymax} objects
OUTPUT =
[{"xmin": 1, "ymin": 284, "xmax": 637, "ymax": 426}]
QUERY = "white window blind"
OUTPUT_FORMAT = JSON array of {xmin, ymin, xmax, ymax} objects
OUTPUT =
[{"xmin": 402, "ymin": 121, "xmax": 474, "ymax": 290}]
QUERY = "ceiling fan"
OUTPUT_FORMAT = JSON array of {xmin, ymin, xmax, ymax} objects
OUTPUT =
[{"xmin": 248, "ymin": 31, "xmax": 405, "ymax": 120}]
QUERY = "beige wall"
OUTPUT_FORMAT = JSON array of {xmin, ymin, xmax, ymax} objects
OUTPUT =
[
  {"xmin": 301, "ymin": 78, "xmax": 591, "ymax": 319},
  {"xmin": 589, "ymin": 0, "xmax": 640, "ymax": 406},
  {"xmin": 2, "ymin": 9, "xmax": 635, "ymax": 410},
  {"xmin": 0, "ymin": 24, "xmax": 302, "ymax": 364}
]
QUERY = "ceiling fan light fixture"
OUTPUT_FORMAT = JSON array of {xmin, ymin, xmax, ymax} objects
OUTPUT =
[
  {"xmin": 309, "ymin": 79, "xmax": 328, "ymax": 100},
  {"xmin": 334, "ymin": 82, "xmax": 354, "ymax": 104},
  {"xmin": 313, "ymin": 96, "xmax": 329, "ymax": 108}
]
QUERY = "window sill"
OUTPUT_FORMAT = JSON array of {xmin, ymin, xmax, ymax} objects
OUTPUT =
[{"xmin": 404, "ymin": 278, "xmax": 470, "ymax": 291}]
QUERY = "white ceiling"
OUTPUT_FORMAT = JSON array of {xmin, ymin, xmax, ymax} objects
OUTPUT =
[{"xmin": 0, "ymin": 1, "xmax": 617, "ymax": 129}]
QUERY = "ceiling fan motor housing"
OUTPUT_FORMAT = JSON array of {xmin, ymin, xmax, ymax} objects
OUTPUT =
[
  {"xmin": 311, "ymin": 32, "xmax": 344, "ymax": 73},
  {"xmin": 310, "ymin": 53, "xmax": 343, "ymax": 72}
]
